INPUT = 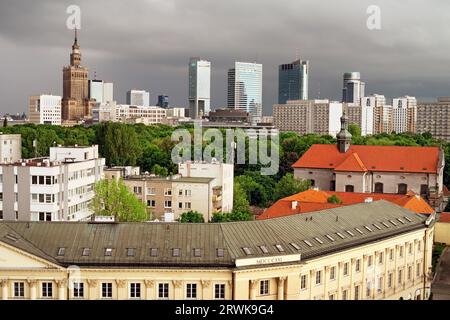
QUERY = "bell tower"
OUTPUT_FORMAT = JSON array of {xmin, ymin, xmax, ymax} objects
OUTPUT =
[{"xmin": 336, "ymin": 112, "xmax": 352, "ymax": 153}]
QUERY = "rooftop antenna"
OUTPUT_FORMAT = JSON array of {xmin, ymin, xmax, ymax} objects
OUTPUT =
[{"xmin": 317, "ymin": 81, "xmax": 321, "ymax": 99}]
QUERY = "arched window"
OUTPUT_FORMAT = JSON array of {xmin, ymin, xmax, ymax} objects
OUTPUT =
[
  {"xmin": 374, "ymin": 183, "xmax": 384, "ymax": 194},
  {"xmin": 398, "ymin": 183, "xmax": 407, "ymax": 195},
  {"xmin": 345, "ymin": 185, "xmax": 354, "ymax": 193}
]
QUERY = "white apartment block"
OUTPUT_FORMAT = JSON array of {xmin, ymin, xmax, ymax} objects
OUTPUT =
[
  {"xmin": 273, "ymin": 100, "xmax": 343, "ymax": 136},
  {"xmin": 178, "ymin": 160, "xmax": 234, "ymax": 213},
  {"xmin": 92, "ymin": 102, "xmax": 167, "ymax": 125},
  {"xmin": 29, "ymin": 94, "xmax": 62, "ymax": 125},
  {"xmin": 0, "ymin": 145, "xmax": 105, "ymax": 222},
  {"xmin": 0, "ymin": 133, "xmax": 21, "ymax": 164},
  {"xmin": 361, "ymin": 95, "xmax": 393, "ymax": 134},
  {"xmin": 392, "ymin": 96, "xmax": 417, "ymax": 133}
]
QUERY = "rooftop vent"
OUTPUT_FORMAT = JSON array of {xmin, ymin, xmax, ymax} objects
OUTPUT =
[
  {"xmin": 314, "ymin": 237, "xmax": 324, "ymax": 244},
  {"xmin": 290, "ymin": 243, "xmax": 301, "ymax": 250},
  {"xmin": 193, "ymin": 248, "xmax": 202, "ymax": 257},
  {"xmin": 365, "ymin": 197, "xmax": 373, "ymax": 203},
  {"xmin": 325, "ymin": 235, "xmax": 335, "ymax": 242},
  {"xmin": 217, "ymin": 248, "xmax": 225, "ymax": 257},
  {"xmin": 172, "ymin": 248, "xmax": 181, "ymax": 257},
  {"xmin": 57, "ymin": 247, "xmax": 66, "ymax": 256},
  {"xmin": 104, "ymin": 248, "xmax": 113, "ymax": 256},
  {"xmin": 303, "ymin": 240, "xmax": 313, "ymax": 247},
  {"xmin": 126, "ymin": 248, "xmax": 135, "ymax": 257},
  {"xmin": 259, "ymin": 245, "xmax": 269, "ymax": 254},
  {"xmin": 5, "ymin": 233, "xmax": 19, "ymax": 242},
  {"xmin": 150, "ymin": 248, "xmax": 158, "ymax": 257},
  {"xmin": 242, "ymin": 247, "xmax": 252, "ymax": 255},
  {"xmin": 404, "ymin": 216, "xmax": 412, "ymax": 222},
  {"xmin": 275, "ymin": 244, "xmax": 285, "ymax": 252},
  {"xmin": 346, "ymin": 230, "xmax": 355, "ymax": 237},
  {"xmin": 82, "ymin": 248, "xmax": 91, "ymax": 256}
]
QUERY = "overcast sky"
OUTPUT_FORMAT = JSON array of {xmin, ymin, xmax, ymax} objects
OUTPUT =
[{"xmin": 1, "ymin": 0, "xmax": 450, "ymax": 115}]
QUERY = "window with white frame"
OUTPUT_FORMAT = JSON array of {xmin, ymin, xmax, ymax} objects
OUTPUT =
[
  {"xmin": 158, "ymin": 283, "xmax": 169, "ymax": 299},
  {"xmin": 73, "ymin": 282, "xmax": 84, "ymax": 298},
  {"xmin": 214, "ymin": 284, "xmax": 225, "ymax": 299},
  {"xmin": 300, "ymin": 275, "xmax": 307, "ymax": 290},
  {"xmin": 42, "ymin": 282, "xmax": 53, "ymax": 298},
  {"xmin": 186, "ymin": 283, "xmax": 197, "ymax": 299},
  {"xmin": 14, "ymin": 282, "xmax": 25, "ymax": 298},
  {"xmin": 260, "ymin": 280, "xmax": 269, "ymax": 295},
  {"xmin": 343, "ymin": 263, "xmax": 349, "ymax": 276},
  {"xmin": 130, "ymin": 283, "xmax": 141, "ymax": 299},
  {"xmin": 102, "ymin": 282, "xmax": 113, "ymax": 298},
  {"xmin": 316, "ymin": 271, "xmax": 322, "ymax": 285},
  {"xmin": 330, "ymin": 266, "xmax": 336, "ymax": 280}
]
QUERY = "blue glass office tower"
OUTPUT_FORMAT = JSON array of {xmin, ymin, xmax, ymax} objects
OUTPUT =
[
  {"xmin": 227, "ymin": 62, "xmax": 263, "ymax": 124},
  {"xmin": 157, "ymin": 95, "xmax": 169, "ymax": 108},
  {"xmin": 278, "ymin": 59, "xmax": 309, "ymax": 104}
]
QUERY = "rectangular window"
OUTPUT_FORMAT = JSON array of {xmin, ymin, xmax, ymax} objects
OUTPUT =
[
  {"xmin": 379, "ymin": 252, "xmax": 383, "ymax": 264},
  {"xmin": 416, "ymin": 263, "xmax": 421, "ymax": 277},
  {"xmin": 14, "ymin": 282, "xmax": 25, "ymax": 298},
  {"xmin": 102, "ymin": 283, "xmax": 113, "ymax": 298},
  {"xmin": 368, "ymin": 256, "xmax": 373, "ymax": 267},
  {"xmin": 354, "ymin": 285, "xmax": 360, "ymax": 300},
  {"xmin": 390, "ymin": 249, "xmax": 394, "ymax": 261},
  {"xmin": 158, "ymin": 283, "xmax": 169, "ymax": 299},
  {"xmin": 186, "ymin": 283, "xmax": 197, "ymax": 299},
  {"xmin": 409, "ymin": 243, "xmax": 413, "ymax": 255},
  {"xmin": 342, "ymin": 289, "xmax": 348, "ymax": 300},
  {"xmin": 316, "ymin": 271, "xmax": 322, "ymax": 285},
  {"xmin": 399, "ymin": 246, "xmax": 403, "ymax": 258},
  {"xmin": 343, "ymin": 263, "xmax": 349, "ymax": 276},
  {"xmin": 300, "ymin": 275, "xmax": 307, "ymax": 290},
  {"xmin": 377, "ymin": 277, "xmax": 383, "ymax": 293},
  {"xmin": 130, "ymin": 283, "xmax": 141, "ymax": 299},
  {"xmin": 356, "ymin": 259, "xmax": 361, "ymax": 272},
  {"xmin": 73, "ymin": 282, "xmax": 84, "ymax": 298},
  {"xmin": 388, "ymin": 273, "xmax": 393, "ymax": 288},
  {"xmin": 398, "ymin": 269, "xmax": 403, "ymax": 285},
  {"xmin": 32, "ymin": 176, "xmax": 38, "ymax": 184},
  {"xmin": 164, "ymin": 200, "xmax": 172, "ymax": 208},
  {"xmin": 330, "ymin": 266, "xmax": 336, "ymax": 280},
  {"xmin": 260, "ymin": 280, "xmax": 269, "ymax": 295},
  {"xmin": 42, "ymin": 282, "xmax": 53, "ymax": 298},
  {"xmin": 39, "ymin": 176, "xmax": 45, "ymax": 185},
  {"xmin": 214, "ymin": 284, "xmax": 225, "ymax": 299},
  {"xmin": 164, "ymin": 188, "xmax": 172, "ymax": 196},
  {"xmin": 408, "ymin": 266, "xmax": 412, "ymax": 280},
  {"xmin": 178, "ymin": 202, "xmax": 183, "ymax": 209},
  {"xmin": 45, "ymin": 176, "xmax": 52, "ymax": 185}
]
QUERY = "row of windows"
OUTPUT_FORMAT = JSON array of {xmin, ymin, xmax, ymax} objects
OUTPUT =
[
  {"xmin": 300, "ymin": 261, "xmax": 423, "ymax": 291},
  {"xmin": 58, "ymin": 247, "xmax": 226, "ymax": 258}
]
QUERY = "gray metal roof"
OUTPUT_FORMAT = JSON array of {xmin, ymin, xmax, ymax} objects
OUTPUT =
[{"xmin": 0, "ymin": 201, "xmax": 428, "ymax": 269}]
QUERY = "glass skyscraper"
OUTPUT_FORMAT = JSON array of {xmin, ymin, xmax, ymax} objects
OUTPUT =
[
  {"xmin": 157, "ymin": 95, "xmax": 169, "ymax": 108},
  {"xmin": 278, "ymin": 59, "xmax": 309, "ymax": 104},
  {"xmin": 189, "ymin": 57, "xmax": 211, "ymax": 119},
  {"xmin": 227, "ymin": 62, "xmax": 263, "ymax": 124},
  {"xmin": 342, "ymin": 72, "xmax": 365, "ymax": 104}
]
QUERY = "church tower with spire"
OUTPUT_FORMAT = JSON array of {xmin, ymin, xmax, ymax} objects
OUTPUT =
[
  {"xmin": 62, "ymin": 29, "xmax": 94, "ymax": 122},
  {"xmin": 336, "ymin": 112, "xmax": 352, "ymax": 153}
]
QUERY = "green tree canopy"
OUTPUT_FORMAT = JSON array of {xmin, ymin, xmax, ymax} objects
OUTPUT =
[
  {"xmin": 233, "ymin": 181, "xmax": 250, "ymax": 213},
  {"xmin": 348, "ymin": 123, "xmax": 361, "ymax": 137},
  {"xmin": 327, "ymin": 195, "xmax": 342, "ymax": 204},
  {"xmin": 179, "ymin": 210, "xmax": 205, "ymax": 223},
  {"xmin": 90, "ymin": 179, "xmax": 148, "ymax": 222},
  {"xmin": 210, "ymin": 211, "xmax": 253, "ymax": 223},
  {"xmin": 273, "ymin": 173, "xmax": 310, "ymax": 202}
]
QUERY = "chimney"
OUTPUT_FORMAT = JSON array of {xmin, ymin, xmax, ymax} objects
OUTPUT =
[
  {"xmin": 291, "ymin": 201, "xmax": 298, "ymax": 210},
  {"xmin": 365, "ymin": 197, "xmax": 373, "ymax": 203}
]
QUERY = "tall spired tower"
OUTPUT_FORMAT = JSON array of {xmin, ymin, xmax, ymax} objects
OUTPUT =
[{"xmin": 62, "ymin": 29, "xmax": 94, "ymax": 122}]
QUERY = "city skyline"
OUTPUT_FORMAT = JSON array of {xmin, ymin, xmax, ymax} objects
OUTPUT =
[{"xmin": 1, "ymin": 0, "xmax": 450, "ymax": 115}]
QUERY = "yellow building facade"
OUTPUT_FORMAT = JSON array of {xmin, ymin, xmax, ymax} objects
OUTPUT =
[{"xmin": 0, "ymin": 201, "xmax": 434, "ymax": 300}]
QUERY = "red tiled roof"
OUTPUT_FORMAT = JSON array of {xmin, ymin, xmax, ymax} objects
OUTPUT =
[
  {"xmin": 258, "ymin": 189, "xmax": 435, "ymax": 220},
  {"xmin": 439, "ymin": 213, "xmax": 450, "ymax": 223},
  {"xmin": 292, "ymin": 144, "xmax": 440, "ymax": 173}
]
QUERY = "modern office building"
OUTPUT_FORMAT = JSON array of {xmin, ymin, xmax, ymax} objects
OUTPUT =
[
  {"xmin": 293, "ymin": 115, "xmax": 447, "ymax": 211},
  {"xmin": 157, "ymin": 95, "xmax": 169, "ymax": 108},
  {"xmin": 88, "ymin": 80, "xmax": 104, "ymax": 104},
  {"xmin": 417, "ymin": 97, "xmax": 450, "ymax": 141},
  {"xmin": 189, "ymin": 57, "xmax": 211, "ymax": 119},
  {"xmin": 61, "ymin": 29, "xmax": 95, "ymax": 122},
  {"xmin": 227, "ymin": 62, "xmax": 263, "ymax": 124},
  {"xmin": 103, "ymin": 82, "xmax": 114, "ymax": 103},
  {"xmin": 0, "ymin": 133, "xmax": 21, "ymax": 164},
  {"xmin": 278, "ymin": 59, "xmax": 309, "ymax": 104},
  {"xmin": 342, "ymin": 72, "xmax": 365, "ymax": 104},
  {"xmin": 0, "ymin": 201, "xmax": 434, "ymax": 300},
  {"xmin": 126, "ymin": 90, "xmax": 150, "ymax": 107},
  {"xmin": 273, "ymin": 100, "xmax": 343, "ymax": 136},
  {"xmin": 28, "ymin": 95, "xmax": 62, "ymax": 126},
  {"xmin": 0, "ymin": 145, "xmax": 105, "ymax": 222}
]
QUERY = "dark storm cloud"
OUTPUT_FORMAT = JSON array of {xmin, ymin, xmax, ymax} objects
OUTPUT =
[{"xmin": 1, "ymin": 0, "xmax": 450, "ymax": 115}]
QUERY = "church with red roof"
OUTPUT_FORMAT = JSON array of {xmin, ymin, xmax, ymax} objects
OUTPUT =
[{"xmin": 292, "ymin": 113, "xmax": 448, "ymax": 212}]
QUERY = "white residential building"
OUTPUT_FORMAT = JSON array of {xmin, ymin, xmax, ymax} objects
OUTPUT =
[
  {"xmin": 28, "ymin": 94, "xmax": 62, "ymax": 125},
  {"xmin": 127, "ymin": 89, "xmax": 150, "ymax": 107},
  {"xmin": 393, "ymin": 96, "xmax": 417, "ymax": 133},
  {"xmin": 0, "ymin": 133, "xmax": 21, "ymax": 164},
  {"xmin": 361, "ymin": 94, "xmax": 392, "ymax": 134},
  {"xmin": 178, "ymin": 160, "xmax": 234, "ymax": 214},
  {"xmin": 92, "ymin": 102, "xmax": 167, "ymax": 125},
  {"xmin": 0, "ymin": 145, "xmax": 105, "ymax": 222}
]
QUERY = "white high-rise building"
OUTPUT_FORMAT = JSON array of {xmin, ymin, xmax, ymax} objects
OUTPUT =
[
  {"xmin": 28, "ymin": 94, "xmax": 62, "ymax": 125},
  {"xmin": 362, "ymin": 94, "xmax": 391, "ymax": 134},
  {"xmin": 89, "ymin": 80, "xmax": 104, "ymax": 103},
  {"xmin": 127, "ymin": 89, "xmax": 150, "ymax": 107},
  {"xmin": 342, "ymin": 72, "xmax": 365, "ymax": 104},
  {"xmin": 189, "ymin": 57, "xmax": 211, "ymax": 119},
  {"xmin": 227, "ymin": 62, "xmax": 263, "ymax": 124},
  {"xmin": 360, "ymin": 98, "xmax": 375, "ymax": 136},
  {"xmin": 0, "ymin": 145, "xmax": 105, "ymax": 222},
  {"xmin": 103, "ymin": 82, "xmax": 114, "ymax": 103},
  {"xmin": 393, "ymin": 96, "xmax": 417, "ymax": 133}
]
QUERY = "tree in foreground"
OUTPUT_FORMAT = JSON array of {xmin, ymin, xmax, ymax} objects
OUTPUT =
[
  {"xmin": 233, "ymin": 181, "xmax": 251, "ymax": 214},
  {"xmin": 273, "ymin": 173, "xmax": 310, "ymax": 202},
  {"xmin": 90, "ymin": 179, "xmax": 148, "ymax": 222},
  {"xmin": 210, "ymin": 211, "xmax": 253, "ymax": 223},
  {"xmin": 179, "ymin": 210, "xmax": 205, "ymax": 223}
]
